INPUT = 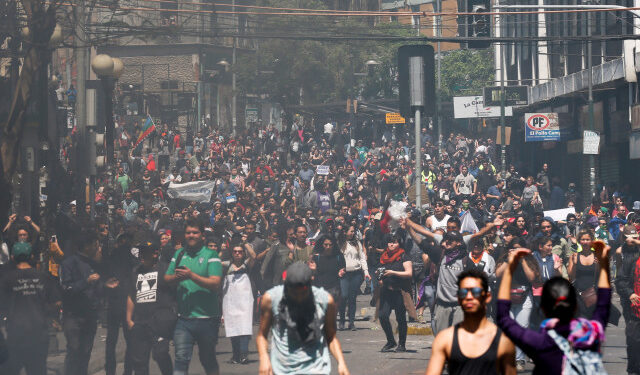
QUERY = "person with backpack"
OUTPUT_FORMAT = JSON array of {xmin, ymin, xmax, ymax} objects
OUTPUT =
[{"xmin": 496, "ymin": 240, "xmax": 612, "ymax": 375}]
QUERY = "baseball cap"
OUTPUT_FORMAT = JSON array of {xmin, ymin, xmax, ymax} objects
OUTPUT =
[
  {"xmin": 12, "ymin": 242, "xmax": 32, "ymax": 258},
  {"xmin": 138, "ymin": 239, "xmax": 159, "ymax": 255},
  {"xmin": 624, "ymin": 225, "xmax": 639, "ymax": 239},
  {"xmin": 284, "ymin": 262, "xmax": 313, "ymax": 286}
]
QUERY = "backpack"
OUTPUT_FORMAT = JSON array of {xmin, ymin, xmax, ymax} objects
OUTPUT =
[{"xmin": 547, "ymin": 329, "xmax": 607, "ymax": 375}]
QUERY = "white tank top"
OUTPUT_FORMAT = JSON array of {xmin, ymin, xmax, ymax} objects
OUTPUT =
[{"xmin": 429, "ymin": 214, "xmax": 451, "ymax": 231}]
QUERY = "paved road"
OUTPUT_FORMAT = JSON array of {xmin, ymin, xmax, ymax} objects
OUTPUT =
[{"xmin": 38, "ymin": 293, "xmax": 630, "ymax": 375}]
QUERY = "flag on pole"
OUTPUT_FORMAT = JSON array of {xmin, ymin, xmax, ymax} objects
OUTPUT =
[{"xmin": 133, "ymin": 115, "xmax": 156, "ymax": 150}]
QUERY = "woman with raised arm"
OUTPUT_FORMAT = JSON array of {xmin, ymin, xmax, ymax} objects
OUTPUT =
[{"xmin": 496, "ymin": 240, "xmax": 612, "ymax": 374}]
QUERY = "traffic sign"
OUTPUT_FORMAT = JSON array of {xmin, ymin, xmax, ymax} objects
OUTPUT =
[
  {"xmin": 245, "ymin": 107, "xmax": 259, "ymax": 123},
  {"xmin": 386, "ymin": 113, "xmax": 406, "ymax": 124},
  {"xmin": 525, "ymin": 113, "xmax": 559, "ymax": 142},
  {"xmin": 483, "ymin": 86, "xmax": 529, "ymax": 106}
]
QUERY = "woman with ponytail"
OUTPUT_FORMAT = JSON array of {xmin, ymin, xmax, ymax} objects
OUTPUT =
[{"xmin": 496, "ymin": 240, "xmax": 612, "ymax": 374}]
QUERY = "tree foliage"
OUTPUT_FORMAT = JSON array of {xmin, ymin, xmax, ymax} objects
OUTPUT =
[
  {"xmin": 236, "ymin": 2, "xmax": 420, "ymax": 108},
  {"xmin": 439, "ymin": 48, "xmax": 494, "ymax": 102}
]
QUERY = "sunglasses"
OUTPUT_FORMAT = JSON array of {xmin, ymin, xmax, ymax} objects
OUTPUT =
[{"xmin": 457, "ymin": 287, "xmax": 484, "ymax": 299}]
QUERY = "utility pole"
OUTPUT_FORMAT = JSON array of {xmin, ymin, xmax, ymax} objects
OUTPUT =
[
  {"xmin": 410, "ymin": 57, "xmax": 424, "ymax": 209},
  {"xmin": 231, "ymin": 0, "xmax": 237, "ymax": 136},
  {"xmin": 587, "ymin": 6, "xmax": 596, "ymax": 200},
  {"xmin": 74, "ymin": 0, "xmax": 88, "ymax": 207},
  {"xmin": 436, "ymin": 0, "xmax": 442, "ymax": 153},
  {"xmin": 496, "ymin": 1, "xmax": 506, "ymax": 177}
]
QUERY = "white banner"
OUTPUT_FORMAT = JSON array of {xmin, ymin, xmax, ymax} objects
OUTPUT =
[
  {"xmin": 316, "ymin": 165, "xmax": 330, "ymax": 175},
  {"xmin": 453, "ymin": 96, "xmax": 513, "ymax": 119},
  {"xmin": 583, "ymin": 130, "xmax": 600, "ymax": 155},
  {"xmin": 167, "ymin": 180, "xmax": 216, "ymax": 203},
  {"xmin": 543, "ymin": 207, "xmax": 576, "ymax": 223}
]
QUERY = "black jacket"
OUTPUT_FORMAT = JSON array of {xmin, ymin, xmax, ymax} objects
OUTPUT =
[
  {"xmin": 60, "ymin": 253, "xmax": 104, "ymax": 318},
  {"xmin": 616, "ymin": 247, "xmax": 640, "ymax": 319}
]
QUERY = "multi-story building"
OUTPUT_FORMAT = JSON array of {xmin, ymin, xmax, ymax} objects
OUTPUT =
[
  {"xmin": 494, "ymin": 0, "xmax": 640, "ymax": 201},
  {"xmin": 381, "ymin": 0, "xmax": 460, "ymax": 51},
  {"xmin": 51, "ymin": 0, "xmax": 255, "ymax": 135}
]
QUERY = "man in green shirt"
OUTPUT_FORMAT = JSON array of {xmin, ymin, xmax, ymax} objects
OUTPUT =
[
  {"xmin": 115, "ymin": 167, "xmax": 132, "ymax": 194},
  {"xmin": 165, "ymin": 218, "xmax": 222, "ymax": 375}
]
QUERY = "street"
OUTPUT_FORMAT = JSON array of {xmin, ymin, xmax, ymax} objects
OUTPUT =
[{"xmin": 43, "ymin": 293, "xmax": 629, "ymax": 375}]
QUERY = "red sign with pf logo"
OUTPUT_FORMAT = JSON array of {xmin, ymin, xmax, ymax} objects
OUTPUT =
[{"xmin": 527, "ymin": 114, "xmax": 550, "ymax": 130}]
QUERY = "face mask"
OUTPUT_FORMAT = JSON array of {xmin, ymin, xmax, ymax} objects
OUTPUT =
[{"xmin": 462, "ymin": 203, "xmax": 470, "ymax": 210}]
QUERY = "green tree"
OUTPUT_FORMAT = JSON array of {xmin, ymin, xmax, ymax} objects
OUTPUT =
[
  {"xmin": 439, "ymin": 48, "xmax": 494, "ymax": 102},
  {"xmin": 236, "ymin": 2, "xmax": 419, "ymax": 109}
]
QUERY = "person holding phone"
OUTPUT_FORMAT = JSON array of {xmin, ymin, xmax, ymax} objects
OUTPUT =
[{"xmin": 164, "ymin": 218, "xmax": 223, "ymax": 375}]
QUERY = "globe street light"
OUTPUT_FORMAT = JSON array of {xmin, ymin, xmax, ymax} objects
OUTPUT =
[{"xmin": 91, "ymin": 54, "xmax": 124, "ymax": 166}]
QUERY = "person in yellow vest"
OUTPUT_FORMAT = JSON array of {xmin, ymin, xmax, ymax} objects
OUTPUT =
[{"xmin": 422, "ymin": 163, "xmax": 437, "ymax": 203}]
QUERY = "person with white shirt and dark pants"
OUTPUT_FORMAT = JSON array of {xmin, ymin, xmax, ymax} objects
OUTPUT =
[{"xmin": 338, "ymin": 225, "xmax": 371, "ymax": 331}]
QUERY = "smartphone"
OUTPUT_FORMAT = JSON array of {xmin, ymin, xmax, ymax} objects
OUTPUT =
[
  {"xmin": 51, "ymin": 235, "xmax": 57, "ymax": 242},
  {"xmin": 176, "ymin": 266, "xmax": 187, "ymax": 270}
]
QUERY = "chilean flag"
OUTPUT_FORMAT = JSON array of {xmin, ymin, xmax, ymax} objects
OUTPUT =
[{"xmin": 133, "ymin": 115, "xmax": 156, "ymax": 150}]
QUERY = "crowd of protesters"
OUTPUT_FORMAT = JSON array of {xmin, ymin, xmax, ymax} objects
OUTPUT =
[{"xmin": 0, "ymin": 115, "xmax": 638, "ymax": 375}]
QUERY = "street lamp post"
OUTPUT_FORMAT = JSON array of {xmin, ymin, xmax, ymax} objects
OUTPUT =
[
  {"xmin": 91, "ymin": 54, "xmax": 124, "ymax": 217},
  {"xmin": 92, "ymin": 54, "xmax": 124, "ymax": 166}
]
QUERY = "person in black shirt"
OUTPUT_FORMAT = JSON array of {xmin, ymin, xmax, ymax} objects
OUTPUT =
[
  {"xmin": 377, "ymin": 234, "xmax": 412, "ymax": 352},
  {"xmin": 60, "ymin": 228, "xmax": 119, "ymax": 375},
  {"xmin": 309, "ymin": 235, "xmax": 345, "ymax": 302},
  {"xmin": 126, "ymin": 239, "xmax": 175, "ymax": 375},
  {"xmin": 0, "ymin": 242, "xmax": 61, "ymax": 375},
  {"xmin": 104, "ymin": 232, "xmax": 137, "ymax": 375},
  {"xmin": 425, "ymin": 269, "xmax": 516, "ymax": 375}
]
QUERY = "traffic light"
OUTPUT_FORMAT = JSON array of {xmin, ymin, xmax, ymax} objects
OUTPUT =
[
  {"xmin": 467, "ymin": 0, "xmax": 491, "ymax": 49},
  {"xmin": 398, "ymin": 45, "xmax": 435, "ymax": 119}
]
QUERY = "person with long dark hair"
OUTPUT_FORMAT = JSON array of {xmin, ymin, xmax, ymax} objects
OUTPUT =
[
  {"xmin": 377, "ymin": 234, "xmax": 413, "ymax": 352},
  {"xmin": 337, "ymin": 225, "xmax": 370, "ymax": 331},
  {"xmin": 495, "ymin": 236, "xmax": 540, "ymax": 371},
  {"xmin": 567, "ymin": 229, "xmax": 599, "ymax": 318},
  {"xmin": 497, "ymin": 240, "xmax": 612, "ymax": 374},
  {"xmin": 309, "ymin": 235, "xmax": 345, "ymax": 304}
]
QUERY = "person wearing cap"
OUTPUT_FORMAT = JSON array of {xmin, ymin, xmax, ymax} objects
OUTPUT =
[
  {"xmin": 0, "ymin": 242, "xmax": 61, "ymax": 375},
  {"xmin": 126, "ymin": 239, "xmax": 174, "ymax": 375},
  {"xmin": 256, "ymin": 262, "xmax": 350, "ymax": 375},
  {"xmin": 616, "ymin": 224, "xmax": 640, "ymax": 375},
  {"xmin": 164, "ymin": 218, "xmax": 223, "ymax": 375}
]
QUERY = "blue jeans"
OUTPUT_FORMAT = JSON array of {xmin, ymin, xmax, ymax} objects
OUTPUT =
[
  {"xmin": 173, "ymin": 317, "xmax": 220, "ymax": 375},
  {"xmin": 510, "ymin": 295, "xmax": 533, "ymax": 362},
  {"xmin": 340, "ymin": 271, "xmax": 364, "ymax": 324},
  {"xmin": 230, "ymin": 335, "xmax": 250, "ymax": 359}
]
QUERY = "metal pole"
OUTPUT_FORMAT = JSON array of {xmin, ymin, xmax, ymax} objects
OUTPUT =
[
  {"xmin": 415, "ymin": 108, "xmax": 422, "ymax": 209},
  {"xmin": 197, "ymin": 56, "xmax": 202, "ymax": 134},
  {"xmin": 436, "ymin": 0, "xmax": 442, "ymax": 154},
  {"xmin": 74, "ymin": 0, "xmax": 88, "ymax": 207},
  {"xmin": 500, "ymin": 43, "xmax": 506, "ymax": 176},
  {"xmin": 587, "ymin": 8, "xmax": 596, "ymax": 200},
  {"xmin": 103, "ymin": 77, "xmax": 116, "ymax": 165},
  {"xmin": 231, "ymin": 0, "xmax": 237, "ymax": 136}
]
